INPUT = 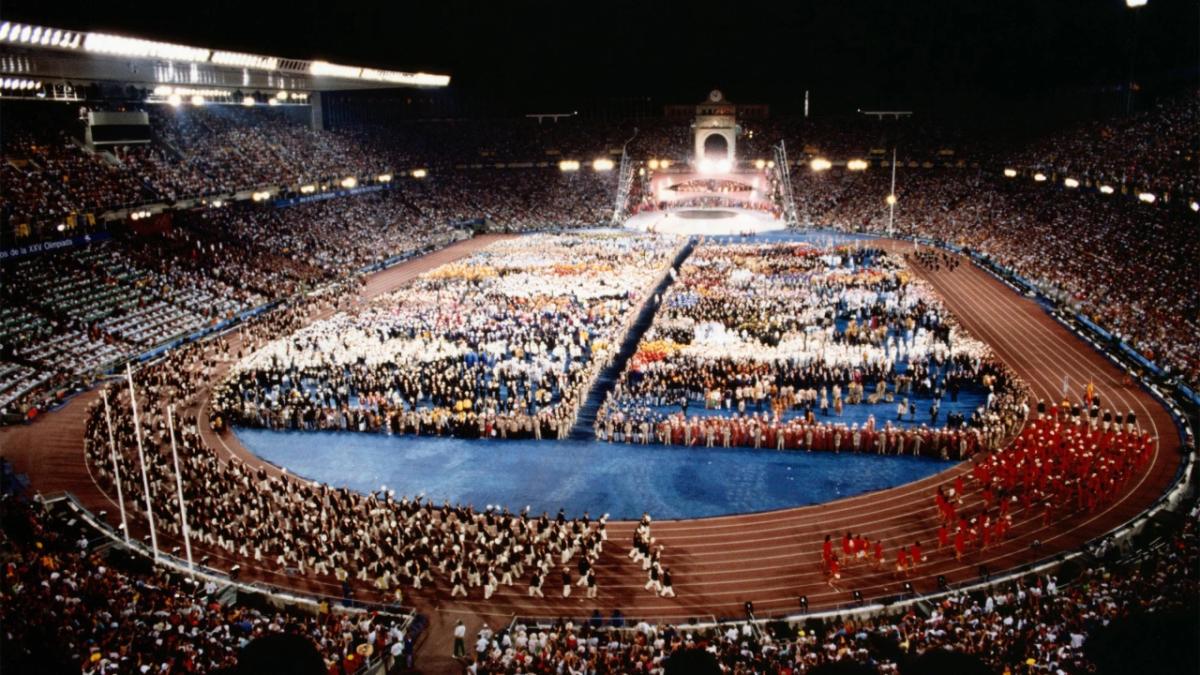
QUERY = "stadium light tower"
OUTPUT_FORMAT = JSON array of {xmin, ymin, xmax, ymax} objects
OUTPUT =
[
  {"xmin": 859, "ymin": 110, "xmax": 911, "ymax": 238},
  {"xmin": 887, "ymin": 146, "xmax": 898, "ymax": 237},
  {"xmin": 1124, "ymin": 0, "xmax": 1147, "ymax": 113},
  {"xmin": 611, "ymin": 128, "xmax": 639, "ymax": 225}
]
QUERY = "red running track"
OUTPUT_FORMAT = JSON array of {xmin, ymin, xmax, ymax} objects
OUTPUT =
[{"xmin": 0, "ymin": 237, "xmax": 1182, "ymax": 629}]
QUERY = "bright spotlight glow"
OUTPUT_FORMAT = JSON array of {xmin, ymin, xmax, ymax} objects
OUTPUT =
[
  {"xmin": 211, "ymin": 50, "xmax": 279, "ymax": 71},
  {"xmin": 1033, "ymin": 173, "xmax": 1047, "ymax": 182},
  {"xmin": 558, "ymin": 160, "xmax": 580, "ymax": 172},
  {"xmin": 847, "ymin": 159, "xmax": 869, "ymax": 171},
  {"xmin": 886, "ymin": 194, "xmax": 897, "ymax": 206},
  {"xmin": 56, "ymin": 222, "xmax": 66, "ymax": 232},
  {"xmin": 1191, "ymin": 201, "xmax": 1199, "ymax": 212},
  {"xmin": 410, "ymin": 169, "xmax": 427, "ymax": 179},
  {"xmin": 1126, "ymin": 0, "xmax": 1147, "ymax": 7},
  {"xmin": 377, "ymin": 173, "xmax": 393, "ymax": 183},
  {"xmin": 190, "ymin": 95, "xmax": 205, "ymax": 106},
  {"xmin": 810, "ymin": 158, "xmax": 832, "ymax": 172},
  {"xmin": 167, "ymin": 93, "xmax": 183, "ymax": 107},
  {"xmin": 84, "ymin": 32, "xmax": 210, "ymax": 61},
  {"xmin": 251, "ymin": 191, "xmax": 271, "ymax": 202},
  {"xmin": 647, "ymin": 159, "xmax": 660, "ymax": 170},
  {"xmin": 1137, "ymin": 192, "xmax": 1156, "ymax": 203},
  {"xmin": 1003, "ymin": 168, "xmax": 1017, "ymax": 178},
  {"xmin": 309, "ymin": 60, "xmax": 362, "ymax": 79},
  {"xmin": 309, "ymin": 60, "xmax": 450, "ymax": 86},
  {"xmin": 659, "ymin": 159, "xmax": 671, "ymax": 169},
  {"xmin": 360, "ymin": 68, "xmax": 450, "ymax": 87},
  {"xmin": 698, "ymin": 158, "xmax": 732, "ymax": 174},
  {"xmin": 268, "ymin": 98, "xmax": 280, "ymax": 106},
  {"xmin": 299, "ymin": 184, "xmax": 316, "ymax": 194},
  {"xmin": 754, "ymin": 159, "xmax": 766, "ymax": 170},
  {"xmin": 592, "ymin": 158, "xmax": 615, "ymax": 171},
  {"xmin": 1064, "ymin": 177, "xmax": 1080, "ymax": 188},
  {"xmin": 340, "ymin": 177, "xmax": 358, "ymax": 189},
  {"xmin": 767, "ymin": 160, "xmax": 775, "ymax": 169},
  {"xmin": 276, "ymin": 91, "xmax": 288, "ymax": 100},
  {"xmin": 1099, "ymin": 185, "xmax": 1115, "ymax": 194},
  {"xmin": 242, "ymin": 96, "xmax": 255, "ymax": 107}
]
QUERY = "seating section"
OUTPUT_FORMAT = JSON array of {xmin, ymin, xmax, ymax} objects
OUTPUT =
[
  {"xmin": 0, "ymin": 240, "xmax": 266, "ymax": 413},
  {"xmin": 1, "ymin": 89, "xmax": 1197, "ymax": 416},
  {"xmin": 0, "ymin": 361, "xmax": 47, "ymax": 411}
]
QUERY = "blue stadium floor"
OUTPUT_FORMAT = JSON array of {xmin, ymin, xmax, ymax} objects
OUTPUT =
[{"xmin": 237, "ymin": 429, "xmax": 953, "ymax": 520}]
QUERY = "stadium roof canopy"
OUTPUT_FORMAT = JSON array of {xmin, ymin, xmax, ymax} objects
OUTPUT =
[{"xmin": 0, "ymin": 20, "xmax": 450, "ymax": 102}]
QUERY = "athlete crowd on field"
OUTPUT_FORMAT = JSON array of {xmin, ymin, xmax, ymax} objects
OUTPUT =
[{"xmin": 596, "ymin": 243, "xmax": 1028, "ymax": 455}]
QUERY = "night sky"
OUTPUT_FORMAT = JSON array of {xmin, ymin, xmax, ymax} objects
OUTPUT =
[{"xmin": 5, "ymin": 0, "xmax": 1197, "ymax": 114}]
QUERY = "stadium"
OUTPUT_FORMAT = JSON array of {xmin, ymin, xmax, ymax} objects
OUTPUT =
[{"xmin": 0, "ymin": 1, "xmax": 1197, "ymax": 673}]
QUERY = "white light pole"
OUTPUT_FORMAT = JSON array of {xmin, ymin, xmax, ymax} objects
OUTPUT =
[
  {"xmin": 101, "ymin": 389, "xmax": 129, "ymax": 544},
  {"xmin": 166, "ymin": 404, "xmax": 194, "ymax": 574},
  {"xmin": 1125, "ymin": 0, "xmax": 1147, "ymax": 113},
  {"xmin": 887, "ymin": 146, "xmax": 898, "ymax": 238},
  {"xmin": 126, "ymin": 362, "xmax": 158, "ymax": 561}
]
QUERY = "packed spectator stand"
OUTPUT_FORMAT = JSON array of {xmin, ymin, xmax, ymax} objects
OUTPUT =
[
  {"xmin": 0, "ymin": 88, "xmax": 1196, "ymax": 414},
  {"xmin": 0, "ymin": 85, "xmax": 1197, "ymax": 674},
  {"xmin": 0, "ymin": 464, "xmax": 419, "ymax": 675}
]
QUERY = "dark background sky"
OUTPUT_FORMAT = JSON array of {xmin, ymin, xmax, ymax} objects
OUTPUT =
[{"xmin": 5, "ymin": 0, "xmax": 1197, "ymax": 116}]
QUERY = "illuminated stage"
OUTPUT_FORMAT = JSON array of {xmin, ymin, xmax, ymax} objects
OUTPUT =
[
  {"xmin": 624, "ymin": 207, "xmax": 786, "ymax": 235},
  {"xmin": 623, "ymin": 162, "xmax": 788, "ymax": 235}
]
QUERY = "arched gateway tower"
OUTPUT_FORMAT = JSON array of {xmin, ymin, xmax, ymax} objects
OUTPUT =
[
  {"xmin": 622, "ymin": 89, "xmax": 785, "ymax": 235},
  {"xmin": 693, "ymin": 89, "xmax": 738, "ymax": 165}
]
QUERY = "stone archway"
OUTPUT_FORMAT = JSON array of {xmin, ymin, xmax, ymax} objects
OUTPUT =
[{"xmin": 702, "ymin": 133, "xmax": 730, "ymax": 161}]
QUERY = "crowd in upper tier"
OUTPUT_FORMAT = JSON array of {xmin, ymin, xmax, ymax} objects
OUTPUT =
[
  {"xmin": 0, "ymin": 189, "xmax": 469, "ymax": 420},
  {"xmin": 1, "ymin": 88, "xmax": 1197, "ymax": 417},
  {"xmin": 212, "ymin": 233, "xmax": 679, "ymax": 440},
  {"xmin": 597, "ymin": 243, "xmax": 1028, "ymax": 454},
  {"xmin": 0, "ymin": 102, "xmax": 622, "ymax": 241},
  {"xmin": 1005, "ymin": 91, "xmax": 1200, "ymax": 197},
  {"xmin": 4, "ymin": 91, "xmax": 1195, "ymax": 239}
]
